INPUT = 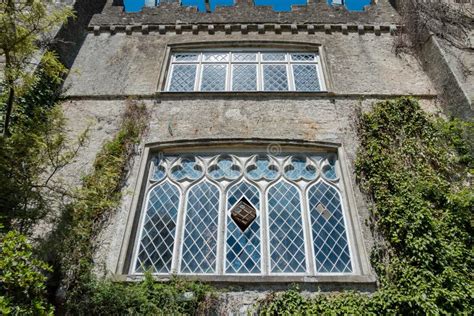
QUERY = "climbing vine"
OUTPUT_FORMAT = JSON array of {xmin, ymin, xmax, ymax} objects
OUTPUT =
[{"xmin": 258, "ymin": 97, "xmax": 473, "ymax": 314}]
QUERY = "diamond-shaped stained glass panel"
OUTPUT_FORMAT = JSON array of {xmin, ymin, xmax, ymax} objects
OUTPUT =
[
  {"xmin": 200, "ymin": 65, "xmax": 227, "ymax": 91},
  {"xmin": 268, "ymin": 182, "xmax": 306, "ymax": 273},
  {"xmin": 293, "ymin": 64, "xmax": 320, "ymax": 92},
  {"xmin": 263, "ymin": 65, "xmax": 288, "ymax": 91},
  {"xmin": 180, "ymin": 181, "xmax": 219, "ymax": 273},
  {"xmin": 226, "ymin": 182, "xmax": 261, "ymax": 274},
  {"xmin": 232, "ymin": 65, "xmax": 257, "ymax": 91},
  {"xmin": 169, "ymin": 64, "xmax": 197, "ymax": 92},
  {"xmin": 135, "ymin": 181, "xmax": 179, "ymax": 273},
  {"xmin": 308, "ymin": 182, "xmax": 352, "ymax": 273}
]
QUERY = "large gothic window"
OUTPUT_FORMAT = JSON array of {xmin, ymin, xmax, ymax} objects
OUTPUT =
[
  {"xmin": 132, "ymin": 150, "xmax": 353, "ymax": 276},
  {"xmin": 166, "ymin": 50, "xmax": 326, "ymax": 92}
]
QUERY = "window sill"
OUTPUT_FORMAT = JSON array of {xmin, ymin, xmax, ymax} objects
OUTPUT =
[
  {"xmin": 157, "ymin": 91, "xmax": 333, "ymax": 99},
  {"xmin": 115, "ymin": 274, "xmax": 376, "ymax": 286}
]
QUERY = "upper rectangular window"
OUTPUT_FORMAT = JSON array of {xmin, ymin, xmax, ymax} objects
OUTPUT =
[{"xmin": 165, "ymin": 50, "xmax": 326, "ymax": 92}]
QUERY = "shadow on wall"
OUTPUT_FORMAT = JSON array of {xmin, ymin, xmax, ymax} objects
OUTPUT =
[{"xmin": 123, "ymin": 0, "xmax": 373, "ymax": 13}]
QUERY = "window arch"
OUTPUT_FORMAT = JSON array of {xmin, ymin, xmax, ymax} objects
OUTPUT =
[
  {"xmin": 225, "ymin": 181, "xmax": 261, "ymax": 274},
  {"xmin": 267, "ymin": 181, "xmax": 306, "ymax": 273},
  {"xmin": 308, "ymin": 181, "xmax": 352, "ymax": 273},
  {"xmin": 180, "ymin": 180, "xmax": 220, "ymax": 274},
  {"xmin": 134, "ymin": 180, "xmax": 180, "ymax": 273}
]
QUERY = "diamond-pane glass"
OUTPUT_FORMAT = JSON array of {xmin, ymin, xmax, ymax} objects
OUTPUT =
[
  {"xmin": 233, "ymin": 52, "xmax": 257, "ymax": 62},
  {"xmin": 226, "ymin": 182, "xmax": 261, "ymax": 273},
  {"xmin": 232, "ymin": 65, "xmax": 257, "ymax": 91},
  {"xmin": 174, "ymin": 53, "xmax": 199, "ymax": 62},
  {"xmin": 309, "ymin": 182, "xmax": 352, "ymax": 273},
  {"xmin": 181, "ymin": 181, "xmax": 219, "ymax": 273},
  {"xmin": 293, "ymin": 64, "xmax": 320, "ymax": 92},
  {"xmin": 268, "ymin": 182, "xmax": 306, "ymax": 273},
  {"xmin": 169, "ymin": 64, "xmax": 196, "ymax": 92},
  {"xmin": 135, "ymin": 181, "xmax": 179, "ymax": 273},
  {"xmin": 200, "ymin": 65, "xmax": 227, "ymax": 91},
  {"xmin": 203, "ymin": 52, "xmax": 229, "ymax": 62},
  {"xmin": 263, "ymin": 65, "xmax": 289, "ymax": 91},
  {"xmin": 262, "ymin": 53, "xmax": 286, "ymax": 61},
  {"xmin": 291, "ymin": 53, "xmax": 316, "ymax": 61}
]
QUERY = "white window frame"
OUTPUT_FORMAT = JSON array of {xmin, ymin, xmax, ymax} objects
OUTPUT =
[
  {"xmin": 130, "ymin": 149, "xmax": 356, "ymax": 277},
  {"xmin": 165, "ymin": 50, "xmax": 327, "ymax": 92}
]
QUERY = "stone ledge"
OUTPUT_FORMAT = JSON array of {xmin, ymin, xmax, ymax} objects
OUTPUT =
[{"xmin": 87, "ymin": 23, "xmax": 401, "ymax": 35}]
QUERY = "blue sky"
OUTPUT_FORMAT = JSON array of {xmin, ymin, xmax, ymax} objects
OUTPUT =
[{"xmin": 125, "ymin": 1, "xmax": 371, "ymax": 13}]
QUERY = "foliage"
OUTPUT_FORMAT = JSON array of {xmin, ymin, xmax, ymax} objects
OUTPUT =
[
  {"xmin": 57, "ymin": 101, "xmax": 150, "ymax": 313},
  {"xmin": 0, "ymin": 0, "xmax": 73, "ymax": 135},
  {"xmin": 0, "ymin": 230, "xmax": 54, "ymax": 315},
  {"xmin": 0, "ymin": 70, "xmax": 84, "ymax": 235},
  {"xmin": 69, "ymin": 272, "xmax": 215, "ymax": 315},
  {"xmin": 258, "ymin": 97, "xmax": 473, "ymax": 314}
]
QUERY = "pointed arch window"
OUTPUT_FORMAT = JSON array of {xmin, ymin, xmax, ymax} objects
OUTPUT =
[{"xmin": 130, "ymin": 149, "xmax": 359, "ymax": 278}]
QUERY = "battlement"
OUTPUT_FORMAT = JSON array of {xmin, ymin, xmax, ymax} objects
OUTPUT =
[{"xmin": 90, "ymin": 0, "xmax": 399, "ymax": 28}]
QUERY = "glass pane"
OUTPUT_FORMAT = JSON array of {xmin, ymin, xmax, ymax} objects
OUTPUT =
[
  {"xmin": 200, "ymin": 65, "xmax": 227, "ymax": 91},
  {"xmin": 263, "ymin": 65, "xmax": 288, "ymax": 91},
  {"xmin": 308, "ymin": 182, "xmax": 352, "ymax": 273},
  {"xmin": 170, "ymin": 158, "xmax": 203, "ymax": 181},
  {"xmin": 290, "ymin": 53, "xmax": 316, "ymax": 62},
  {"xmin": 268, "ymin": 182, "xmax": 306, "ymax": 273},
  {"xmin": 169, "ymin": 64, "xmax": 196, "ymax": 92},
  {"xmin": 180, "ymin": 181, "xmax": 219, "ymax": 273},
  {"xmin": 135, "ymin": 181, "xmax": 179, "ymax": 273},
  {"xmin": 233, "ymin": 52, "xmax": 257, "ymax": 62},
  {"xmin": 208, "ymin": 156, "xmax": 241, "ymax": 180},
  {"xmin": 246, "ymin": 156, "xmax": 279, "ymax": 181},
  {"xmin": 226, "ymin": 182, "xmax": 261, "ymax": 274},
  {"xmin": 284, "ymin": 157, "xmax": 317, "ymax": 181},
  {"xmin": 232, "ymin": 65, "xmax": 257, "ymax": 91},
  {"xmin": 203, "ymin": 52, "xmax": 229, "ymax": 62},
  {"xmin": 293, "ymin": 64, "xmax": 320, "ymax": 92},
  {"xmin": 174, "ymin": 53, "xmax": 199, "ymax": 62},
  {"xmin": 262, "ymin": 52, "xmax": 286, "ymax": 61}
]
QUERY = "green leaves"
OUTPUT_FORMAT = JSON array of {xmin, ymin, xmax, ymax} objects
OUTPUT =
[
  {"xmin": 0, "ymin": 231, "xmax": 54, "ymax": 315},
  {"xmin": 259, "ymin": 98, "xmax": 473, "ymax": 314}
]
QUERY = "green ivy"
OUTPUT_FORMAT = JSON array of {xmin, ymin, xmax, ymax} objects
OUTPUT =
[
  {"xmin": 258, "ymin": 97, "xmax": 473, "ymax": 315},
  {"xmin": 0, "ymin": 231, "xmax": 54, "ymax": 315}
]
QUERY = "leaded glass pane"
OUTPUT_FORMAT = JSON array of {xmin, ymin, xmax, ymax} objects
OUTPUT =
[
  {"xmin": 170, "ymin": 158, "xmax": 203, "ymax": 181},
  {"xmin": 284, "ymin": 157, "xmax": 317, "ymax": 180},
  {"xmin": 174, "ymin": 53, "xmax": 199, "ymax": 62},
  {"xmin": 208, "ymin": 156, "xmax": 241, "ymax": 180},
  {"xmin": 290, "ymin": 53, "xmax": 316, "ymax": 61},
  {"xmin": 262, "ymin": 52, "xmax": 286, "ymax": 61},
  {"xmin": 135, "ymin": 182, "xmax": 179, "ymax": 273},
  {"xmin": 233, "ymin": 52, "xmax": 257, "ymax": 62},
  {"xmin": 232, "ymin": 65, "xmax": 257, "ymax": 91},
  {"xmin": 181, "ymin": 181, "xmax": 219, "ymax": 273},
  {"xmin": 263, "ymin": 65, "xmax": 289, "ymax": 91},
  {"xmin": 308, "ymin": 182, "xmax": 352, "ymax": 273},
  {"xmin": 268, "ymin": 182, "xmax": 306, "ymax": 273},
  {"xmin": 322, "ymin": 156, "xmax": 338, "ymax": 180},
  {"xmin": 169, "ymin": 64, "xmax": 196, "ymax": 92},
  {"xmin": 293, "ymin": 64, "xmax": 320, "ymax": 92},
  {"xmin": 201, "ymin": 65, "xmax": 227, "ymax": 91},
  {"xmin": 246, "ymin": 156, "xmax": 279, "ymax": 181},
  {"xmin": 226, "ymin": 182, "xmax": 261, "ymax": 273},
  {"xmin": 203, "ymin": 52, "xmax": 229, "ymax": 62}
]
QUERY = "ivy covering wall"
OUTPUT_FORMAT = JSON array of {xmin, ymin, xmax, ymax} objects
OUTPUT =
[{"xmin": 258, "ymin": 97, "xmax": 473, "ymax": 314}]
